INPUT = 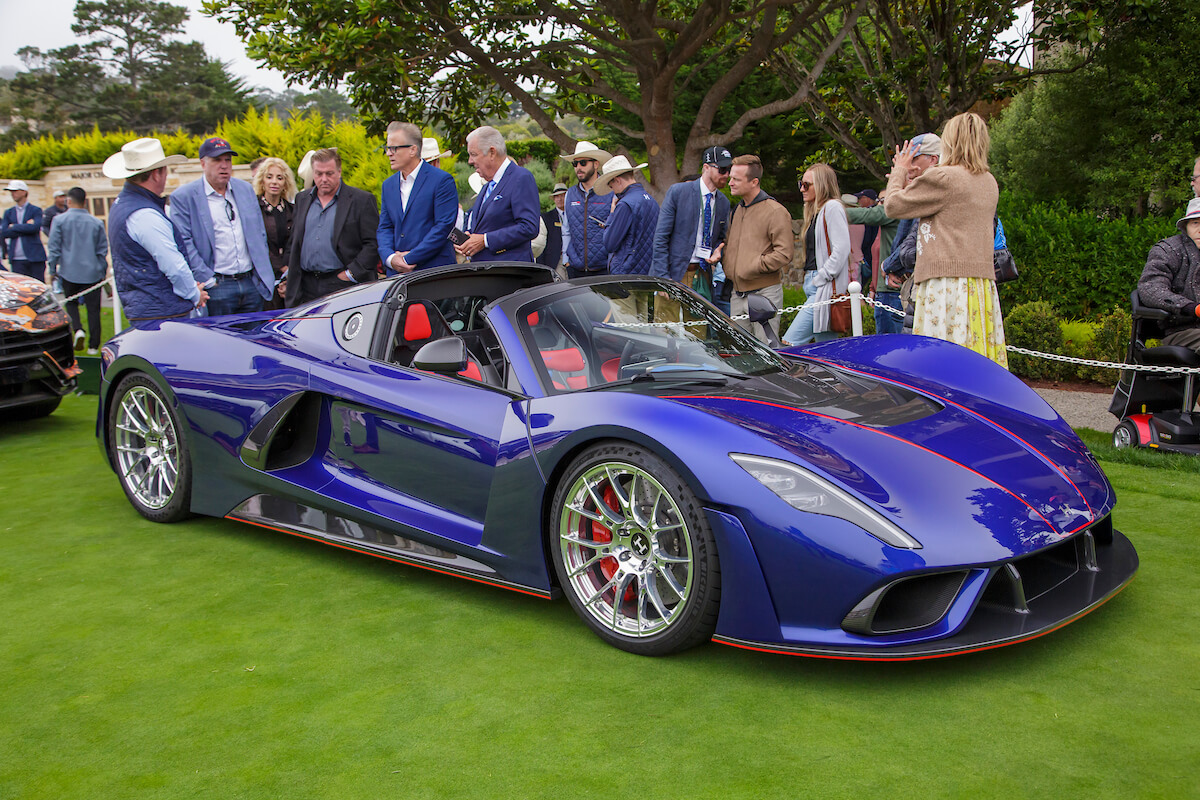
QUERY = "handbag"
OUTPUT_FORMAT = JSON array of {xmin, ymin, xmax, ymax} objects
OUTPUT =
[
  {"xmin": 993, "ymin": 216, "xmax": 1018, "ymax": 283},
  {"xmin": 823, "ymin": 213, "xmax": 853, "ymax": 333}
]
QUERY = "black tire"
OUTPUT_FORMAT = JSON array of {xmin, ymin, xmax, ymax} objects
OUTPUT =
[
  {"xmin": 107, "ymin": 373, "xmax": 192, "ymax": 523},
  {"xmin": 8, "ymin": 396, "xmax": 62, "ymax": 421},
  {"xmin": 549, "ymin": 442, "xmax": 720, "ymax": 656},
  {"xmin": 1112, "ymin": 419, "xmax": 1139, "ymax": 449}
]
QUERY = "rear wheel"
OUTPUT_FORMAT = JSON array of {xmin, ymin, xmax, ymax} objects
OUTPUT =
[
  {"xmin": 1112, "ymin": 420, "xmax": 1139, "ymax": 449},
  {"xmin": 107, "ymin": 373, "xmax": 192, "ymax": 522},
  {"xmin": 550, "ymin": 442, "xmax": 720, "ymax": 656}
]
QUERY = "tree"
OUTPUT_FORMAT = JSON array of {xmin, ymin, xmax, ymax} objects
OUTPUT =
[
  {"xmin": 207, "ymin": 0, "xmax": 868, "ymax": 198},
  {"xmin": 990, "ymin": 0, "xmax": 1200, "ymax": 217},
  {"xmin": 10, "ymin": 0, "xmax": 254, "ymax": 135},
  {"xmin": 773, "ymin": 0, "xmax": 1151, "ymax": 178}
]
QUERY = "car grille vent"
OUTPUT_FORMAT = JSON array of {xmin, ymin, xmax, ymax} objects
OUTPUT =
[
  {"xmin": 843, "ymin": 571, "xmax": 968, "ymax": 635},
  {"xmin": 0, "ymin": 327, "xmax": 74, "ymax": 368},
  {"xmin": 981, "ymin": 526, "xmax": 1104, "ymax": 613}
]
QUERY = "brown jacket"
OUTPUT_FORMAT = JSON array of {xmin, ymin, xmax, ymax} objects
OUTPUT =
[
  {"xmin": 883, "ymin": 165, "xmax": 998, "ymax": 284},
  {"xmin": 724, "ymin": 190, "xmax": 794, "ymax": 292}
]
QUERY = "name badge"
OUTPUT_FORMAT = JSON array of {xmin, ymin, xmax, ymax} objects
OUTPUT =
[{"xmin": 696, "ymin": 246, "xmax": 713, "ymax": 261}]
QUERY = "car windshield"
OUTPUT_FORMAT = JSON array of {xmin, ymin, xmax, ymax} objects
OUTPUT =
[{"xmin": 517, "ymin": 280, "xmax": 785, "ymax": 393}]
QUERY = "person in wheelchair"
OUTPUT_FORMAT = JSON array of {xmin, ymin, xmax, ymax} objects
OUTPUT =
[{"xmin": 1138, "ymin": 197, "xmax": 1200, "ymax": 354}]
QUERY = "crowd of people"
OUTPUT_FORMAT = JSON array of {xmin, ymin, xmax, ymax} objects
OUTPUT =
[{"xmin": 7, "ymin": 109, "xmax": 1199, "ymax": 366}]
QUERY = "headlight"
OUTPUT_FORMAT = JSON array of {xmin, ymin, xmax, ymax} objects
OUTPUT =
[
  {"xmin": 29, "ymin": 291, "xmax": 63, "ymax": 314},
  {"xmin": 730, "ymin": 453, "xmax": 922, "ymax": 550}
]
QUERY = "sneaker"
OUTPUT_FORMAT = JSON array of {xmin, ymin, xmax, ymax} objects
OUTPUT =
[
  {"xmin": 87, "ymin": 348, "xmax": 99, "ymax": 355},
  {"xmin": 74, "ymin": 329, "xmax": 85, "ymax": 351}
]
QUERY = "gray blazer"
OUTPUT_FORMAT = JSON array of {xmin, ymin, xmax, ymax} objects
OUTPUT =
[{"xmin": 169, "ymin": 176, "xmax": 275, "ymax": 300}]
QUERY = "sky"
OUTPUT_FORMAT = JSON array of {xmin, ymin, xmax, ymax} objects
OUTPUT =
[{"xmin": 0, "ymin": 0, "xmax": 298, "ymax": 92}]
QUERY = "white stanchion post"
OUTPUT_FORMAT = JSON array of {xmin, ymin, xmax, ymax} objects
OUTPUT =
[
  {"xmin": 848, "ymin": 281, "xmax": 863, "ymax": 337},
  {"xmin": 110, "ymin": 277, "xmax": 123, "ymax": 334}
]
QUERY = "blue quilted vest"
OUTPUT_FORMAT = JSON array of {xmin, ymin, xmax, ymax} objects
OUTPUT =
[
  {"xmin": 109, "ymin": 182, "xmax": 195, "ymax": 321},
  {"xmin": 564, "ymin": 184, "xmax": 611, "ymax": 270}
]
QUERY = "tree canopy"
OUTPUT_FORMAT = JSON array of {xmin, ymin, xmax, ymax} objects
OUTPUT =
[
  {"xmin": 206, "ymin": 0, "xmax": 868, "ymax": 197},
  {"xmin": 9, "ymin": 0, "xmax": 253, "ymax": 137}
]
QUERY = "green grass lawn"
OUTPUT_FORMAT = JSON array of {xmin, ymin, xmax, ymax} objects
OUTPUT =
[{"xmin": 2, "ymin": 396, "xmax": 1197, "ymax": 798}]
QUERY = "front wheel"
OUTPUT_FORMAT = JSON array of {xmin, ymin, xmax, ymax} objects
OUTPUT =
[
  {"xmin": 550, "ymin": 442, "xmax": 720, "ymax": 656},
  {"xmin": 107, "ymin": 373, "xmax": 192, "ymax": 522},
  {"xmin": 1112, "ymin": 419, "xmax": 1139, "ymax": 449}
]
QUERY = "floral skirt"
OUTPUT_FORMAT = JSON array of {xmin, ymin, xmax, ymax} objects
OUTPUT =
[{"xmin": 912, "ymin": 277, "xmax": 1008, "ymax": 368}]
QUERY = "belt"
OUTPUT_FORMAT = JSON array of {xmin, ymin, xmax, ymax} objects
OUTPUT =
[{"xmin": 214, "ymin": 270, "xmax": 253, "ymax": 282}]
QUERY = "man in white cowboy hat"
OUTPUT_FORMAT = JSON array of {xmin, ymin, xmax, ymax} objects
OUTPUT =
[
  {"xmin": 1, "ymin": 179, "xmax": 47, "ymax": 281},
  {"xmin": 560, "ymin": 140, "xmax": 613, "ymax": 277},
  {"xmin": 421, "ymin": 137, "xmax": 452, "ymax": 168},
  {"xmin": 378, "ymin": 122, "xmax": 458, "ymax": 275},
  {"xmin": 537, "ymin": 182, "xmax": 570, "ymax": 271},
  {"xmin": 456, "ymin": 126, "xmax": 540, "ymax": 262},
  {"xmin": 103, "ymin": 137, "xmax": 209, "ymax": 324},
  {"xmin": 1138, "ymin": 196, "xmax": 1200, "ymax": 354},
  {"xmin": 594, "ymin": 156, "xmax": 659, "ymax": 276}
]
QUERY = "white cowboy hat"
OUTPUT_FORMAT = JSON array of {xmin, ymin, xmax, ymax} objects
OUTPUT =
[
  {"xmin": 1177, "ymin": 197, "xmax": 1200, "ymax": 232},
  {"xmin": 421, "ymin": 137, "xmax": 451, "ymax": 162},
  {"xmin": 468, "ymin": 171, "xmax": 485, "ymax": 194},
  {"xmin": 5, "ymin": 179, "xmax": 30, "ymax": 192},
  {"xmin": 593, "ymin": 155, "xmax": 648, "ymax": 194},
  {"xmin": 560, "ymin": 141, "xmax": 612, "ymax": 165},
  {"xmin": 101, "ymin": 138, "xmax": 187, "ymax": 179}
]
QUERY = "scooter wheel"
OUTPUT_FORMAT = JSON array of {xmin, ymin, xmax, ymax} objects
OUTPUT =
[{"xmin": 1113, "ymin": 420, "xmax": 1139, "ymax": 449}]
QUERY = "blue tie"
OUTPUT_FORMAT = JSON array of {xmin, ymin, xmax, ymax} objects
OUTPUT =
[
  {"xmin": 479, "ymin": 180, "xmax": 495, "ymax": 213},
  {"xmin": 702, "ymin": 192, "xmax": 713, "ymax": 248}
]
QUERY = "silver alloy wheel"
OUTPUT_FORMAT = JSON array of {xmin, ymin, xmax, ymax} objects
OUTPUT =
[
  {"xmin": 1112, "ymin": 421, "xmax": 1135, "ymax": 449},
  {"xmin": 558, "ymin": 462, "xmax": 695, "ymax": 638},
  {"xmin": 114, "ymin": 385, "xmax": 180, "ymax": 510}
]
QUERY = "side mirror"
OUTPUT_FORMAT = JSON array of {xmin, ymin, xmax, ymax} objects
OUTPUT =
[
  {"xmin": 745, "ymin": 294, "xmax": 783, "ymax": 349},
  {"xmin": 412, "ymin": 336, "xmax": 467, "ymax": 374}
]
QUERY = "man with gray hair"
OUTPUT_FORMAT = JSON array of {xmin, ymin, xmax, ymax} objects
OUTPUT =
[
  {"xmin": 456, "ymin": 126, "xmax": 540, "ymax": 263},
  {"xmin": 377, "ymin": 121, "xmax": 458, "ymax": 274}
]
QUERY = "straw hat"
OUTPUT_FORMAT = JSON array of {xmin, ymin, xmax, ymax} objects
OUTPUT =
[
  {"xmin": 421, "ymin": 137, "xmax": 451, "ymax": 162},
  {"xmin": 551, "ymin": 182, "xmax": 568, "ymax": 196},
  {"xmin": 593, "ymin": 155, "xmax": 648, "ymax": 194},
  {"xmin": 560, "ymin": 141, "xmax": 612, "ymax": 165},
  {"xmin": 101, "ymin": 138, "xmax": 187, "ymax": 179}
]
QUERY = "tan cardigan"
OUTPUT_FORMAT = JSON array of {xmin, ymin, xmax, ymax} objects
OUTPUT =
[
  {"xmin": 883, "ymin": 165, "xmax": 998, "ymax": 284},
  {"xmin": 724, "ymin": 191, "xmax": 795, "ymax": 292}
]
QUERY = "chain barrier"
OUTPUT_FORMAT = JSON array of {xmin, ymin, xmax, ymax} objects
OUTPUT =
[{"xmin": 54, "ymin": 277, "xmax": 113, "ymax": 304}]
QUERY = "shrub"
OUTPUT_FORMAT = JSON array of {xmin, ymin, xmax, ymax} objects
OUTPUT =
[
  {"xmin": 1006, "ymin": 301, "xmax": 1066, "ymax": 380},
  {"xmin": 1079, "ymin": 307, "xmax": 1132, "ymax": 385}
]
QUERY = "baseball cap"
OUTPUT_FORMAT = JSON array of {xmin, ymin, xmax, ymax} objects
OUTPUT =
[
  {"xmin": 910, "ymin": 133, "xmax": 942, "ymax": 157},
  {"xmin": 199, "ymin": 137, "xmax": 237, "ymax": 159},
  {"xmin": 702, "ymin": 147, "xmax": 733, "ymax": 168},
  {"xmin": 854, "ymin": 189, "xmax": 878, "ymax": 201},
  {"xmin": 5, "ymin": 180, "xmax": 30, "ymax": 192}
]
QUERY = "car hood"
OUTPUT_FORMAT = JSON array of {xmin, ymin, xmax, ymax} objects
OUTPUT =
[{"xmin": 660, "ymin": 368, "xmax": 1112, "ymax": 559}]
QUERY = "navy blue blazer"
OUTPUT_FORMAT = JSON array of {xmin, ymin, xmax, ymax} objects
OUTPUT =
[
  {"xmin": 169, "ymin": 176, "xmax": 275, "ymax": 299},
  {"xmin": 377, "ymin": 162, "xmax": 458, "ymax": 272},
  {"xmin": 1, "ymin": 203, "xmax": 47, "ymax": 263},
  {"xmin": 467, "ymin": 162, "xmax": 540, "ymax": 263},
  {"xmin": 650, "ymin": 180, "xmax": 730, "ymax": 281}
]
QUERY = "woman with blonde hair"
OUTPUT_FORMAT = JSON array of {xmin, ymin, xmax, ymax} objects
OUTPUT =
[
  {"xmin": 882, "ymin": 112, "xmax": 1007, "ymax": 366},
  {"xmin": 782, "ymin": 162, "xmax": 851, "ymax": 345},
  {"xmin": 252, "ymin": 157, "xmax": 297, "ymax": 309}
]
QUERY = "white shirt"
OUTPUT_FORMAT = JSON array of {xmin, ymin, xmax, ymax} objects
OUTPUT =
[
  {"xmin": 204, "ymin": 177, "xmax": 252, "ymax": 275},
  {"xmin": 398, "ymin": 158, "xmax": 422, "ymax": 212},
  {"xmin": 692, "ymin": 177, "xmax": 717, "ymax": 263}
]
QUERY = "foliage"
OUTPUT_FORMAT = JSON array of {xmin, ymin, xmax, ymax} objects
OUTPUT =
[
  {"xmin": 990, "ymin": 0, "xmax": 1200, "ymax": 217},
  {"xmin": 252, "ymin": 87, "xmax": 359, "ymax": 121},
  {"xmin": 996, "ymin": 192, "xmax": 1174, "ymax": 318},
  {"xmin": 1003, "ymin": 302, "xmax": 1132, "ymax": 385},
  {"xmin": 1006, "ymin": 301, "xmax": 1067, "ymax": 380},
  {"xmin": 9, "ymin": 0, "xmax": 254, "ymax": 136},
  {"xmin": 204, "ymin": 0, "xmax": 867, "ymax": 198},
  {"xmin": 505, "ymin": 139, "xmax": 560, "ymax": 172},
  {"xmin": 771, "ymin": 0, "xmax": 1151, "ymax": 179}
]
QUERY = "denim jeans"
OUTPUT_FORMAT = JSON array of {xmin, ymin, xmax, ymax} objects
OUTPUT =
[
  {"xmin": 207, "ymin": 273, "xmax": 264, "ymax": 317},
  {"xmin": 873, "ymin": 291, "xmax": 904, "ymax": 335},
  {"xmin": 782, "ymin": 272, "xmax": 838, "ymax": 345}
]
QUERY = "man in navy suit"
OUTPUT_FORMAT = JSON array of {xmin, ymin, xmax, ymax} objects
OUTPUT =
[
  {"xmin": 377, "ymin": 122, "xmax": 458, "ymax": 274},
  {"xmin": 651, "ymin": 146, "xmax": 732, "ymax": 303},
  {"xmin": 455, "ymin": 126, "xmax": 540, "ymax": 263},
  {"xmin": 536, "ymin": 183, "xmax": 568, "ymax": 270},
  {"xmin": 2, "ymin": 180, "xmax": 47, "ymax": 281},
  {"xmin": 170, "ymin": 137, "xmax": 276, "ymax": 315}
]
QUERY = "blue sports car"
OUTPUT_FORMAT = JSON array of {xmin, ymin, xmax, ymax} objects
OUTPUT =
[{"xmin": 97, "ymin": 263, "xmax": 1137, "ymax": 659}]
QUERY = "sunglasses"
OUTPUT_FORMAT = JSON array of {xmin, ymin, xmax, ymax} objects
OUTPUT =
[
  {"xmin": 572, "ymin": 159, "xmax": 596, "ymax": 168},
  {"xmin": 799, "ymin": 180, "xmax": 813, "ymax": 190},
  {"xmin": 224, "ymin": 197, "xmax": 236, "ymax": 222},
  {"xmin": 716, "ymin": 166, "xmax": 730, "ymax": 175},
  {"xmin": 385, "ymin": 144, "xmax": 419, "ymax": 154}
]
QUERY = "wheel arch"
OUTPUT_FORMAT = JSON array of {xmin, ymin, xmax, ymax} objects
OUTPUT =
[{"xmin": 98, "ymin": 358, "xmax": 185, "ymax": 470}]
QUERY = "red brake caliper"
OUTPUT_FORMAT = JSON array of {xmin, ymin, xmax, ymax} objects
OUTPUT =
[{"xmin": 580, "ymin": 484, "xmax": 636, "ymax": 602}]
